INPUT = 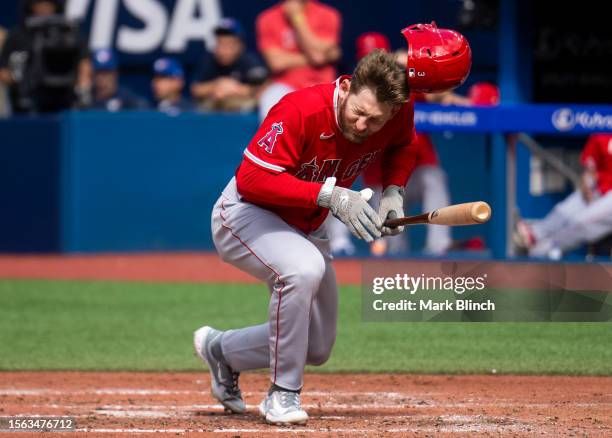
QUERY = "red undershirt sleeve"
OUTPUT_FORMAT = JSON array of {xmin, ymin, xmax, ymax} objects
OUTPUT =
[
  {"xmin": 381, "ymin": 140, "xmax": 419, "ymax": 188},
  {"xmin": 381, "ymin": 104, "xmax": 419, "ymax": 188}
]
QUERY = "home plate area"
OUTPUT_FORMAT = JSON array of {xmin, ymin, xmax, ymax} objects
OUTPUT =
[{"xmin": 1, "ymin": 372, "xmax": 610, "ymax": 436}]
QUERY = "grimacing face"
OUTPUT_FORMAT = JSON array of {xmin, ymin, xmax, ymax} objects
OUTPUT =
[{"xmin": 337, "ymin": 79, "xmax": 399, "ymax": 144}]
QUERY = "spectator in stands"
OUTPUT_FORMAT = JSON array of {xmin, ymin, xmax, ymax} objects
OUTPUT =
[
  {"xmin": 0, "ymin": 0, "xmax": 91, "ymax": 113},
  {"xmin": 514, "ymin": 133, "xmax": 612, "ymax": 260},
  {"xmin": 0, "ymin": 26, "xmax": 10, "ymax": 117},
  {"xmin": 256, "ymin": 0, "xmax": 341, "ymax": 120},
  {"xmin": 191, "ymin": 18, "xmax": 268, "ymax": 112},
  {"xmin": 152, "ymin": 57, "xmax": 192, "ymax": 115},
  {"xmin": 90, "ymin": 49, "xmax": 148, "ymax": 111}
]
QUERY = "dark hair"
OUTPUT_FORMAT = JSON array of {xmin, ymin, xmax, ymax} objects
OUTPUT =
[{"xmin": 350, "ymin": 49, "xmax": 409, "ymax": 105}]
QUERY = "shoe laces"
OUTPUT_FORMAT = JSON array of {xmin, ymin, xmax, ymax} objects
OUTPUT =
[
  {"xmin": 278, "ymin": 391, "xmax": 301, "ymax": 409},
  {"xmin": 228, "ymin": 371, "xmax": 241, "ymax": 398}
]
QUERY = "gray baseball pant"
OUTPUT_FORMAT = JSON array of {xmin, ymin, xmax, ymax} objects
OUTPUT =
[{"xmin": 211, "ymin": 177, "xmax": 338, "ymax": 391}]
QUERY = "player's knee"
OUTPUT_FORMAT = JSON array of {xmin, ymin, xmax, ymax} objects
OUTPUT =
[
  {"xmin": 290, "ymin": 252, "xmax": 326, "ymax": 290},
  {"xmin": 306, "ymin": 342, "xmax": 334, "ymax": 366}
]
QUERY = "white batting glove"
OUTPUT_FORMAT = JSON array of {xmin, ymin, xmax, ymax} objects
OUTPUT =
[
  {"xmin": 379, "ymin": 185, "xmax": 405, "ymax": 236},
  {"xmin": 317, "ymin": 178, "xmax": 382, "ymax": 242}
]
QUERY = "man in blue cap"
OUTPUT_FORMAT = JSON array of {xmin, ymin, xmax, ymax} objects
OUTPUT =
[
  {"xmin": 191, "ymin": 17, "xmax": 268, "ymax": 111},
  {"xmin": 152, "ymin": 57, "xmax": 192, "ymax": 115},
  {"xmin": 90, "ymin": 48, "xmax": 148, "ymax": 111}
]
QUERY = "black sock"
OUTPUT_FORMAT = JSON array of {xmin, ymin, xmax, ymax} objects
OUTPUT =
[{"xmin": 268, "ymin": 383, "xmax": 301, "ymax": 395}]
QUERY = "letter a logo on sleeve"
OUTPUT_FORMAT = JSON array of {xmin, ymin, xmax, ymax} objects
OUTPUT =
[{"xmin": 257, "ymin": 122, "xmax": 284, "ymax": 154}]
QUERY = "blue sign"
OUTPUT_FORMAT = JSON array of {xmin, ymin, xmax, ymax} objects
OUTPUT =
[{"xmin": 414, "ymin": 104, "xmax": 612, "ymax": 134}]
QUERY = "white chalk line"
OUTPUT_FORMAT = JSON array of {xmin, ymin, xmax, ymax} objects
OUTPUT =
[
  {"xmin": 16, "ymin": 401, "xmax": 611, "ymax": 412},
  {"xmin": 0, "ymin": 411, "xmax": 539, "ymax": 433},
  {"xmin": 0, "ymin": 388, "xmax": 411, "ymax": 397},
  {"xmin": 75, "ymin": 424, "xmax": 527, "ymax": 435}
]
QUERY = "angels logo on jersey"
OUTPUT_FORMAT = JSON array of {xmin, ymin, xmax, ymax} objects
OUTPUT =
[
  {"xmin": 294, "ymin": 151, "xmax": 379, "ymax": 182},
  {"xmin": 257, "ymin": 122, "xmax": 284, "ymax": 154},
  {"xmin": 295, "ymin": 157, "xmax": 342, "ymax": 182}
]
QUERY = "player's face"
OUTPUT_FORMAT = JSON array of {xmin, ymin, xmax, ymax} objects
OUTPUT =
[{"xmin": 338, "ymin": 83, "xmax": 398, "ymax": 144}]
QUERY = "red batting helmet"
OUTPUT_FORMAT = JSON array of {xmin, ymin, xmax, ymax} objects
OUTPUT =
[
  {"xmin": 468, "ymin": 82, "xmax": 500, "ymax": 105},
  {"xmin": 356, "ymin": 32, "xmax": 391, "ymax": 60},
  {"xmin": 401, "ymin": 22, "xmax": 472, "ymax": 92}
]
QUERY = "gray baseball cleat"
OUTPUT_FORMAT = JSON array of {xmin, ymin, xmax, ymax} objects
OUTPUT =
[
  {"xmin": 193, "ymin": 326, "xmax": 245, "ymax": 414},
  {"xmin": 258, "ymin": 391, "xmax": 308, "ymax": 425}
]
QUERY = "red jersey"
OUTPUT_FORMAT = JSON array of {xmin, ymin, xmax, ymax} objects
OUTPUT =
[
  {"xmin": 256, "ymin": 1, "xmax": 341, "ymax": 90},
  {"xmin": 362, "ymin": 132, "xmax": 439, "ymax": 186},
  {"xmin": 581, "ymin": 134, "xmax": 612, "ymax": 194},
  {"xmin": 236, "ymin": 77, "xmax": 417, "ymax": 234},
  {"xmin": 361, "ymin": 92, "xmax": 438, "ymax": 187}
]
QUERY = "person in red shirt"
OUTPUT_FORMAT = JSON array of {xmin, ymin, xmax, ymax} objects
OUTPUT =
[
  {"xmin": 193, "ymin": 23, "xmax": 471, "ymax": 425},
  {"xmin": 514, "ymin": 133, "xmax": 612, "ymax": 259},
  {"xmin": 256, "ymin": 0, "xmax": 341, "ymax": 121}
]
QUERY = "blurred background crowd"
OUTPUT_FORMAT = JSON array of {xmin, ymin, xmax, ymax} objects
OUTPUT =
[{"xmin": 0, "ymin": 0, "xmax": 498, "ymax": 117}]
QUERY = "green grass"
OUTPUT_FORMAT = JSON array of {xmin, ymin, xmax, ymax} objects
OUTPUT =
[{"xmin": 0, "ymin": 280, "xmax": 610, "ymax": 374}]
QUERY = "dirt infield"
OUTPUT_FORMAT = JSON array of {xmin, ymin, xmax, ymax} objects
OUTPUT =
[
  {"xmin": 0, "ymin": 372, "xmax": 610, "ymax": 436},
  {"xmin": 1, "ymin": 255, "xmax": 611, "ymax": 436},
  {"xmin": 0, "ymin": 253, "xmax": 362, "ymax": 284}
]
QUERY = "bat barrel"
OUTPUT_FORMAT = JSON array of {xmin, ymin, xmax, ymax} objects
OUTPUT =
[
  {"xmin": 429, "ymin": 201, "xmax": 492, "ymax": 226},
  {"xmin": 471, "ymin": 202, "xmax": 492, "ymax": 223},
  {"xmin": 383, "ymin": 201, "xmax": 492, "ymax": 228}
]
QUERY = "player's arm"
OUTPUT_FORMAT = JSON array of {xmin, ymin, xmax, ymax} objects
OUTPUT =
[
  {"xmin": 377, "ymin": 107, "xmax": 419, "ymax": 235},
  {"xmin": 284, "ymin": 3, "xmax": 341, "ymax": 66},
  {"xmin": 381, "ymin": 136, "xmax": 419, "ymax": 187},
  {"xmin": 237, "ymin": 98, "xmax": 321, "ymax": 207},
  {"xmin": 380, "ymin": 105, "xmax": 419, "ymax": 189},
  {"xmin": 237, "ymin": 162, "xmax": 381, "ymax": 241},
  {"xmin": 236, "ymin": 160, "xmax": 321, "ymax": 207}
]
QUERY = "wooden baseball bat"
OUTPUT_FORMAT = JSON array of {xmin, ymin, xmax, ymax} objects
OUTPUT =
[{"xmin": 384, "ymin": 201, "xmax": 492, "ymax": 227}]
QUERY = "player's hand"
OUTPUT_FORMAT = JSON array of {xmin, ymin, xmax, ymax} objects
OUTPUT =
[
  {"xmin": 379, "ymin": 185, "xmax": 405, "ymax": 236},
  {"xmin": 317, "ymin": 178, "xmax": 382, "ymax": 242}
]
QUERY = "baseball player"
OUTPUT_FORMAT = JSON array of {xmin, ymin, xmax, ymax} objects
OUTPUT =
[
  {"xmin": 514, "ymin": 133, "xmax": 612, "ymax": 259},
  {"xmin": 328, "ymin": 32, "xmax": 471, "ymax": 257},
  {"xmin": 194, "ymin": 22, "xmax": 471, "ymax": 425}
]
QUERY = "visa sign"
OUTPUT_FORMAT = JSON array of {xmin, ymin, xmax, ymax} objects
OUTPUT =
[{"xmin": 65, "ymin": 0, "xmax": 222, "ymax": 53}]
